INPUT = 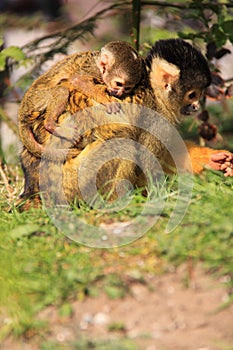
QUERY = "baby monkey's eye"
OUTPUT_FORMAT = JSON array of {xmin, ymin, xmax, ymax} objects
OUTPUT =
[{"xmin": 116, "ymin": 81, "xmax": 123, "ymax": 87}]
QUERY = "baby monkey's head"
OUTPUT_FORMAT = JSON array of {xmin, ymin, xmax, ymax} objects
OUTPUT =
[
  {"xmin": 98, "ymin": 41, "xmax": 143, "ymax": 97},
  {"xmin": 146, "ymin": 38, "xmax": 212, "ymax": 116}
]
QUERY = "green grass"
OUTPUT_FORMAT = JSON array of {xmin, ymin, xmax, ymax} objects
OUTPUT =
[
  {"xmin": 0, "ymin": 165, "xmax": 233, "ymax": 343},
  {"xmin": 40, "ymin": 338, "xmax": 139, "ymax": 350}
]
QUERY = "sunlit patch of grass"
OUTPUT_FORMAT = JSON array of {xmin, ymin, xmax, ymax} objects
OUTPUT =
[{"xmin": 0, "ymin": 164, "xmax": 232, "ymax": 340}]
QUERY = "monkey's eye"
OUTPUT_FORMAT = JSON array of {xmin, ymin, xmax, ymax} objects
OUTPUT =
[
  {"xmin": 188, "ymin": 91, "xmax": 196, "ymax": 100},
  {"xmin": 116, "ymin": 81, "xmax": 123, "ymax": 87}
]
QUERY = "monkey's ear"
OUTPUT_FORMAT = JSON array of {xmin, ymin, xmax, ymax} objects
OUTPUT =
[
  {"xmin": 150, "ymin": 57, "xmax": 180, "ymax": 91},
  {"xmin": 99, "ymin": 49, "xmax": 115, "ymax": 74}
]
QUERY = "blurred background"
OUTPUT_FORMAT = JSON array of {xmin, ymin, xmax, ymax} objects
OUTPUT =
[{"xmin": 0, "ymin": 0, "xmax": 233, "ymax": 161}]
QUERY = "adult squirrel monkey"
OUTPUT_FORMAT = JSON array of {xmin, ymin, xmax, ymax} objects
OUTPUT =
[
  {"xmin": 59, "ymin": 39, "xmax": 232, "ymax": 204},
  {"xmin": 18, "ymin": 39, "xmax": 233, "ymax": 209}
]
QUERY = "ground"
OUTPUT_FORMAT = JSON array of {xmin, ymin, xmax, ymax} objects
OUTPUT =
[{"xmin": 1, "ymin": 265, "xmax": 232, "ymax": 350}]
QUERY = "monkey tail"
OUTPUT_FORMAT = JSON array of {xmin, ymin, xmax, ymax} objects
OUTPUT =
[{"xmin": 19, "ymin": 126, "xmax": 81, "ymax": 161}]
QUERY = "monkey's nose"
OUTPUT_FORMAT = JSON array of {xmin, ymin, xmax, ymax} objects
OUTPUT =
[
  {"xmin": 192, "ymin": 103, "xmax": 199, "ymax": 112},
  {"xmin": 109, "ymin": 89, "xmax": 120, "ymax": 97}
]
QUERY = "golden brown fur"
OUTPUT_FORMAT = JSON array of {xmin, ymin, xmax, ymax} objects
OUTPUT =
[{"xmin": 18, "ymin": 39, "xmax": 232, "ymax": 210}]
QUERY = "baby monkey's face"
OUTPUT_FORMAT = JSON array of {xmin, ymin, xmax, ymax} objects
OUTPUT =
[
  {"xmin": 180, "ymin": 88, "xmax": 203, "ymax": 116},
  {"xmin": 103, "ymin": 71, "xmax": 135, "ymax": 97},
  {"xmin": 98, "ymin": 41, "xmax": 142, "ymax": 98}
]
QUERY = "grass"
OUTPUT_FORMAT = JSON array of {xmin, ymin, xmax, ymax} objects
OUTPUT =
[
  {"xmin": 40, "ymin": 338, "xmax": 139, "ymax": 350},
  {"xmin": 0, "ymin": 163, "xmax": 233, "ymax": 346}
]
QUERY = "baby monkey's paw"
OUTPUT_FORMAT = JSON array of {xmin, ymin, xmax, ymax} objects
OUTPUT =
[
  {"xmin": 105, "ymin": 102, "xmax": 122, "ymax": 114},
  {"xmin": 208, "ymin": 152, "xmax": 233, "ymax": 177}
]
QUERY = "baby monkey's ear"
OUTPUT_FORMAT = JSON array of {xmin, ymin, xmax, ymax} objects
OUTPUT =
[
  {"xmin": 98, "ymin": 48, "xmax": 115, "ymax": 75},
  {"xmin": 149, "ymin": 57, "xmax": 180, "ymax": 92}
]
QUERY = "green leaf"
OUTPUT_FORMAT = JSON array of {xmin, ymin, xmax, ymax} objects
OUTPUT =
[
  {"xmin": 228, "ymin": 35, "xmax": 233, "ymax": 44},
  {"xmin": 211, "ymin": 24, "xmax": 227, "ymax": 47},
  {"xmin": 178, "ymin": 32, "xmax": 196, "ymax": 40},
  {"xmin": 1, "ymin": 46, "xmax": 26, "ymax": 61},
  {"xmin": 0, "ymin": 55, "xmax": 6, "ymax": 71},
  {"xmin": 221, "ymin": 20, "xmax": 233, "ymax": 37},
  {"xmin": 9, "ymin": 224, "xmax": 41, "ymax": 239}
]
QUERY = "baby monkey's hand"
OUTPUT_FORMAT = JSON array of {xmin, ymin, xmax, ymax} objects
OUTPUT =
[{"xmin": 105, "ymin": 102, "xmax": 122, "ymax": 114}]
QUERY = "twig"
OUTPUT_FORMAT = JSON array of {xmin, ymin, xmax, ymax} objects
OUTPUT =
[
  {"xmin": 132, "ymin": 0, "xmax": 141, "ymax": 51},
  {"xmin": 141, "ymin": 1, "xmax": 233, "ymax": 9},
  {"xmin": 22, "ymin": 2, "xmax": 130, "ymax": 53},
  {"xmin": 0, "ymin": 162, "xmax": 14, "ymax": 198},
  {"xmin": 9, "ymin": 2, "xmax": 132, "ymax": 74},
  {"xmin": 225, "ymin": 77, "xmax": 233, "ymax": 83}
]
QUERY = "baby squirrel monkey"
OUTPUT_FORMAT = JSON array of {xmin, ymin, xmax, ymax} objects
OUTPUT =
[
  {"xmin": 78, "ymin": 40, "xmax": 142, "ymax": 98},
  {"xmin": 18, "ymin": 41, "xmax": 143, "ymax": 160}
]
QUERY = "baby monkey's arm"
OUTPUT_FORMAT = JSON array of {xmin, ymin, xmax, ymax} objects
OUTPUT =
[
  {"xmin": 42, "ymin": 82, "xmax": 87, "ymax": 142},
  {"xmin": 71, "ymin": 74, "xmax": 122, "ymax": 114}
]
